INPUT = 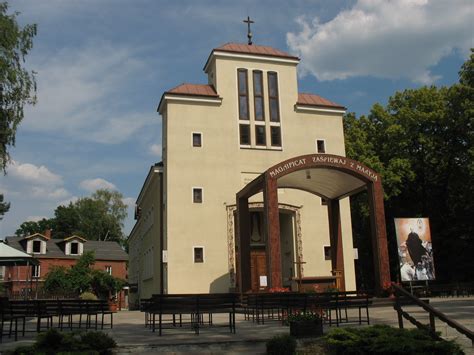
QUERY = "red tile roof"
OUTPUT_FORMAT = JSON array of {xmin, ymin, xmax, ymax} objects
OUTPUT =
[
  {"xmin": 297, "ymin": 93, "xmax": 345, "ymax": 109},
  {"xmin": 166, "ymin": 83, "xmax": 219, "ymax": 97},
  {"xmin": 215, "ymin": 43, "xmax": 299, "ymax": 60}
]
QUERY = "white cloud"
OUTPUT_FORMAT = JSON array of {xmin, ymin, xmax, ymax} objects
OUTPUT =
[
  {"xmin": 26, "ymin": 215, "xmax": 48, "ymax": 222},
  {"xmin": 79, "ymin": 178, "xmax": 117, "ymax": 192},
  {"xmin": 32, "ymin": 187, "xmax": 70, "ymax": 200},
  {"xmin": 122, "ymin": 197, "xmax": 135, "ymax": 207},
  {"xmin": 23, "ymin": 41, "xmax": 156, "ymax": 143},
  {"xmin": 149, "ymin": 143, "xmax": 162, "ymax": 157},
  {"xmin": 9, "ymin": 161, "xmax": 62, "ymax": 186},
  {"xmin": 287, "ymin": 0, "xmax": 473, "ymax": 84}
]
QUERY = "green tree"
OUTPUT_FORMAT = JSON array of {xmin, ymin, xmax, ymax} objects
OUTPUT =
[
  {"xmin": 344, "ymin": 50, "xmax": 474, "ymax": 284},
  {"xmin": 15, "ymin": 218, "xmax": 55, "ymax": 236},
  {"xmin": 15, "ymin": 188, "xmax": 128, "ymax": 243},
  {"xmin": 0, "ymin": 193, "xmax": 9, "ymax": 219},
  {"xmin": 0, "ymin": 2, "xmax": 37, "ymax": 172},
  {"xmin": 42, "ymin": 266, "xmax": 71, "ymax": 294},
  {"xmin": 42, "ymin": 251, "xmax": 124, "ymax": 298}
]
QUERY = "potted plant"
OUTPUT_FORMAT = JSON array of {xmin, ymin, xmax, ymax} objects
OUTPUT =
[
  {"xmin": 108, "ymin": 295, "xmax": 118, "ymax": 312},
  {"xmin": 287, "ymin": 311, "xmax": 323, "ymax": 338}
]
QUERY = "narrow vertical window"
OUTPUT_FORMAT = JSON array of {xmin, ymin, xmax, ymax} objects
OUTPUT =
[
  {"xmin": 255, "ymin": 125, "xmax": 266, "ymax": 146},
  {"xmin": 70, "ymin": 242, "xmax": 79, "ymax": 255},
  {"xmin": 324, "ymin": 246, "xmax": 332, "ymax": 261},
  {"xmin": 33, "ymin": 265, "xmax": 41, "ymax": 278},
  {"xmin": 106, "ymin": 266, "xmax": 112, "ymax": 275},
  {"xmin": 268, "ymin": 72, "xmax": 280, "ymax": 122},
  {"xmin": 194, "ymin": 247, "xmax": 204, "ymax": 263},
  {"xmin": 193, "ymin": 188, "xmax": 203, "ymax": 203},
  {"xmin": 239, "ymin": 124, "xmax": 250, "ymax": 145},
  {"xmin": 253, "ymin": 71, "xmax": 264, "ymax": 121},
  {"xmin": 33, "ymin": 240, "xmax": 41, "ymax": 253},
  {"xmin": 192, "ymin": 132, "xmax": 202, "ymax": 147},
  {"xmin": 238, "ymin": 69, "xmax": 249, "ymax": 120},
  {"xmin": 316, "ymin": 139, "xmax": 326, "ymax": 153},
  {"xmin": 270, "ymin": 126, "xmax": 281, "ymax": 147}
]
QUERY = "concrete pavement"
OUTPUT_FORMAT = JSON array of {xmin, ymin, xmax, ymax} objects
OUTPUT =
[{"xmin": 0, "ymin": 296, "xmax": 472, "ymax": 354}]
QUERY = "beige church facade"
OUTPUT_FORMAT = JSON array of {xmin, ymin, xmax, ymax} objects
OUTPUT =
[{"xmin": 128, "ymin": 43, "xmax": 359, "ymax": 306}]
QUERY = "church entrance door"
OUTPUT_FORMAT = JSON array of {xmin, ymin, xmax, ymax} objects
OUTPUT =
[{"xmin": 250, "ymin": 248, "xmax": 267, "ymax": 292}]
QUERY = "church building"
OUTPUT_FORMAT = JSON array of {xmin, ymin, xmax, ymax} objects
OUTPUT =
[{"xmin": 127, "ymin": 37, "xmax": 391, "ymax": 306}]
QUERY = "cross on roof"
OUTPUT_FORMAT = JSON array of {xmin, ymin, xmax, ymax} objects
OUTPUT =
[{"xmin": 243, "ymin": 16, "xmax": 254, "ymax": 45}]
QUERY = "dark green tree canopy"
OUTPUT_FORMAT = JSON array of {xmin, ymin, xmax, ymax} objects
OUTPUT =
[
  {"xmin": 344, "ymin": 49, "xmax": 474, "ymax": 284},
  {"xmin": 0, "ymin": 1, "xmax": 37, "ymax": 172}
]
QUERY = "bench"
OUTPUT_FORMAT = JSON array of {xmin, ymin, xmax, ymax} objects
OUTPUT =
[{"xmin": 146, "ymin": 293, "xmax": 238, "ymax": 335}]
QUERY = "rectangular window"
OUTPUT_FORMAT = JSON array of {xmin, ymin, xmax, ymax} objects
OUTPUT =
[
  {"xmin": 268, "ymin": 72, "xmax": 280, "ymax": 122},
  {"xmin": 33, "ymin": 240, "xmax": 41, "ymax": 253},
  {"xmin": 238, "ymin": 69, "xmax": 249, "ymax": 120},
  {"xmin": 253, "ymin": 71, "xmax": 265, "ymax": 121},
  {"xmin": 193, "ymin": 247, "xmax": 204, "ymax": 263},
  {"xmin": 255, "ymin": 125, "xmax": 266, "ymax": 146},
  {"xmin": 324, "ymin": 246, "xmax": 331, "ymax": 261},
  {"xmin": 32, "ymin": 265, "xmax": 41, "ymax": 278},
  {"xmin": 192, "ymin": 132, "xmax": 202, "ymax": 147},
  {"xmin": 270, "ymin": 126, "xmax": 281, "ymax": 147},
  {"xmin": 316, "ymin": 139, "xmax": 326, "ymax": 153},
  {"xmin": 239, "ymin": 124, "xmax": 250, "ymax": 145},
  {"xmin": 106, "ymin": 266, "xmax": 112, "ymax": 275},
  {"xmin": 193, "ymin": 188, "xmax": 203, "ymax": 203},
  {"xmin": 70, "ymin": 242, "xmax": 79, "ymax": 255}
]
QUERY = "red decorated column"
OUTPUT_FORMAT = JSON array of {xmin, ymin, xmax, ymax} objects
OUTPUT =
[{"xmin": 264, "ymin": 176, "xmax": 282, "ymax": 289}]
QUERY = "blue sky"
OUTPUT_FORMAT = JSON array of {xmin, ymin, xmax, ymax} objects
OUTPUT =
[{"xmin": 1, "ymin": 0, "xmax": 472, "ymax": 238}]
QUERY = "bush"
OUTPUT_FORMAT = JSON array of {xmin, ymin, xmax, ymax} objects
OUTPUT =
[
  {"xmin": 323, "ymin": 325, "xmax": 464, "ymax": 355},
  {"xmin": 6, "ymin": 329, "xmax": 116, "ymax": 355},
  {"xmin": 80, "ymin": 291, "xmax": 98, "ymax": 300},
  {"xmin": 266, "ymin": 334, "xmax": 297, "ymax": 355},
  {"xmin": 81, "ymin": 331, "xmax": 117, "ymax": 354}
]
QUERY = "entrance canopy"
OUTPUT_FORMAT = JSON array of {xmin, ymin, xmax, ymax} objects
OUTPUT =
[
  {"xmin": 236, "ymin": 154, "xmax": 390, "ymax": 295},
  {"xmin": 0, "ymin": 241, "xmax": 39, "ymax": 266}
]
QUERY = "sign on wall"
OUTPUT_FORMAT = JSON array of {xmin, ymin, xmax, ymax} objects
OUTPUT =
[{"xmin": 394, "ymin": 218, "xmax": 435, "ymax": 282}]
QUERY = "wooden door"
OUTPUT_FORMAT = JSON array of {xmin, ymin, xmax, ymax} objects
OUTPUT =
[{"xmin": 250, "ymin": 249, "xmax": 267, "ymax": 292}]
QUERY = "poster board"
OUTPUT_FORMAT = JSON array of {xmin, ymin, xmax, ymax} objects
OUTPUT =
[{"xmin": 394, "ymin": 218, "xmax": 435, "ymax": 282}]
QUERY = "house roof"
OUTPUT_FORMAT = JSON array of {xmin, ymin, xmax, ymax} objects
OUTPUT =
[
  {"xmin": 4, "ymin": 237, "xmax": 128, "ymax": 261},
  {"xmin": 297, "ymin": 93, "xmax": 346, "ymax": 110},
  {"xmin": 0, "ymin": 241, "xmax": 39, "ymax": 266},
  {"xmin": 166, "ymin": 83, "xmax": 219, "ymax": 97},
  {"xmin": 21, "ymin": 232, "xmax": 50, "ymax": 241},
  {"xmin": 214, "ymin": 43, "xmax": 300, "ymax": 60}
]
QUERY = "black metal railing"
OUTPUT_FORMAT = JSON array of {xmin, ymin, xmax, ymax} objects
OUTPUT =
[{"xmin": 392, "ymin": 283, "xmax": 473, "ymax": 346}]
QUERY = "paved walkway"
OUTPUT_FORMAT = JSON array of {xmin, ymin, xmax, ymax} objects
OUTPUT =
[{"xmin": 0, "ymin": 296, "xmax": 472, "ymax": 354}]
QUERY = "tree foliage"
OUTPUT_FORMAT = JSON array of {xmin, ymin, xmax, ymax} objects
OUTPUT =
[
  {"xmin": 0, "ymin": 1, "xmax": 37, "ymax": 172},
  {"xmin": 15, "ymin": 188, "xmax": 127, "ymax": 244},
  {"xmin": 344, "ymin": 50, "xmax": 474, "ymax": 284},
  {"xmin": 43, "ymin": 251, "xmax": 124, "ymax": 298},
  {"xmin": 0, "ymin": 193, "xmax": 9, "ymax": 219}
]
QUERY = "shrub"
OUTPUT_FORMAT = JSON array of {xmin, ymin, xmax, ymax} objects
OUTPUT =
[
  {"xmin": 266, "ymin": 334, "xmax": 297, "ymax": 355},
  {"xmin": 80, "ymin": 291, "xmax": 98, "ymax": 300},
  {"xmin": 323, "ymin": 325, "xmax": 464, "ymax": 355},
  {"xmin": 6, "ymin": 329, "xmax": 116, "ymax": 355},
  {"xmin": 81, "ymin": 331, "xmax": 117, "ymax": 354}
]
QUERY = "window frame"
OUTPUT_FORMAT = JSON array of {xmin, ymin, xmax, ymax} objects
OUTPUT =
[
  {"xmin": 323, "ymin": 245, "xmax": 332, "ymax": 261},
  {"xmin": 32, "ymin": 240, "xmax": 42, "ymax": 254},
  {"xmin": 193, "ymin": 246, "xmax": 205, "ymax": 263},
  {"xmin": 252, "ymin": 70, "xmax": 265, "ymax": 122},
  {"xmin": 192, "ymin": 187, "xmax": 203, "ymax": 204},
  {"xmin": 105, "ymin": 265, "xmax": 112, "ymax": 275},
  {"xmin": 255, "ymin": 125, "xmax": 266, "ymax": 146},
  {"xmin": 32, "ymin": 265, "xmax": 41, "ymax": 278},
  {"xmin": 270, "ymin": 126, "xmax": 281, "ymax": 147},
  {"xmin": 70, "ymin": 241, "xmax": 79, "ymax": 255},
  {"xmin": 239, "ymin": 123, "xmax": 251, "ymax": 146},
  {"xmin": 267, "ymin": 72, "xmax": 280, "ymax": 122},
  {"xmin": 192, "ymin": 132, "xmax": 202, "ymax": 147},
  {"xmin": 316, "ymin": 139, "xmax": 326, "ymax": 154},
  {"xmin": 237, "ymin": 69, "xmax": 250, "ymax": 120}
]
